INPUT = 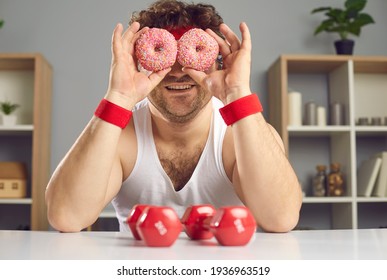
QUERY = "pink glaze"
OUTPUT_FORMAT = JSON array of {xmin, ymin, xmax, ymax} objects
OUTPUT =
[
  {"xmin": 135, "ymin": 28, "xmax": 177, "ymax": 72},
  {"xmin": 177, "ymin": 28, "xmax": 219, "ymax": 71}
]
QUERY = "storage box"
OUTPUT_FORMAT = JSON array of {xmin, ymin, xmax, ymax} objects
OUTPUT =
[{"xmin": 0, "ymin": 162, "xmax": 27, "ymax": 198}]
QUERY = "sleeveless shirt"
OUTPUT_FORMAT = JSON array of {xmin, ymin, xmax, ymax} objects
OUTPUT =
[{"xmin": 111, "ymin": 97, "xmax": 243, "ymax": 231}]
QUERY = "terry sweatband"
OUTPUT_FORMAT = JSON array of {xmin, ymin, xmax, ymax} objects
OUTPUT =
[
  {"xmin": 219, "ymin": 94, "xmax": 263, "ymax": 126},
  {"xmin": 94, "ymin": 99, "xmax": 132, "ymax": 129}
]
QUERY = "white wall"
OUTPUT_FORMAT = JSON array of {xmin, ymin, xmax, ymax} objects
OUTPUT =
[{"xmin": 0, "ymin": 0, "xmax": 386, "ymax": 173}]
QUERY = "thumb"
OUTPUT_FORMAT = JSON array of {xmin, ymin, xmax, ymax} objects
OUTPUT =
[
  {"xmin": 148, "ymin": 68, "xmax": 171, "ymax": 88},
  {"xmin": 182, "ymin": 67, "xmax": 207, "ymax": 86}
]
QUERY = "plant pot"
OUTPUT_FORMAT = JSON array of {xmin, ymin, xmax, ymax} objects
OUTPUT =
[
  {"xmin": 1, "ymin": 115, "xmax": 18, "ymax": 126},
  {"xmin": 334, "ymin": 39, "xmax": 355, "ymax": 55}
]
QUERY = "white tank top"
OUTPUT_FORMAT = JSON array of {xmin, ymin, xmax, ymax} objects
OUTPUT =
[{"xmin": 111, "ymin": 97, "xmax": 243, "ymax": 231}]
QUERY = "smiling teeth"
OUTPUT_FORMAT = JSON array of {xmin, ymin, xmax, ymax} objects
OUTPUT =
[{"xmin": 167, "ymin": 85, "xmax": 192, "ymax": 90}]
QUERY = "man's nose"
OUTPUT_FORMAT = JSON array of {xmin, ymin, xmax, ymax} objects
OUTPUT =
[{"xmin": 168, "ymin": 60, "xmax": 185, "ymax": 78}]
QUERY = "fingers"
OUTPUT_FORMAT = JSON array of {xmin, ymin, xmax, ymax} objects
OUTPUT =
[
  {"xmin": 111, "ymin": 22, "xmax": 146, "ymax": 59},
  {"xmin": 219, "ymin": 23, "xmax": 241, "ymax": 53},
  {"xmin": 207, "ymin": 22, "xmax": 251, "ymax": 58},
  {"xmin": 122, "ymin": 22, "xmax": 145, "ymax": 52},
  {"xmin": 206, "ymin": 28, "xmax": 231, "ymax": 58},
  {"xmin": 111, "ymin": 23, "xmax": 124, "ymax": 57},
  {"xmin": 239, "ymin": 22, "xmax": 252, "ymax": 52},
  {"xmin": 148, "ymin": 68, "xmax": 172, "ymax": 87},
  {"xmin": 182, "ymin": 67, "xmax": 207, "ymax": 86}
]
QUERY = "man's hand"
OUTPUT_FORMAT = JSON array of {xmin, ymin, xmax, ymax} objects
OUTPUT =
[
  {"xmin": 182, "ymin": 22, "xmax": 252, "ymax": 104},
  {"xmin": 107, "ymin": 22, "xmax": 171, "ymax": 108}
]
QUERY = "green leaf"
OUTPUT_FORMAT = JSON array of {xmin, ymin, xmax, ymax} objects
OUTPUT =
[
  {"xmin": 326, "ymin": 9, "xmax": 346, "ymax": 23},
  {"xmin": 314, "ymin": 19, "xmax": 335, "ymax": 35},
  {"xmin": 311, "ymin": 7, "xmax": 331, "ymax": 14},
  {"xmin": 0, "ymin": 19, "xmax": 4, "ymax": 29},
  {"xmin": 348, "ymin": 25, "xmax": 361, "ymax": 36},
  {"xmin": 356, "ymin": 13, "xmax": 376, "ymax": 25},
  {"xmin": 345, "ymin": 0, "xmax": 367, "ymax": 12}
]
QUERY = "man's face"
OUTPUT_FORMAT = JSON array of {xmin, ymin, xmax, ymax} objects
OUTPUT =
[{"xmin": 146, "ymin": 61, "xmax": 216, "ymax": 123}]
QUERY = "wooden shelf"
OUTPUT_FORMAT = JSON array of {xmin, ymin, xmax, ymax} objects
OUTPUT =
[
  {"xmin": 0, "ymin": 125, "xmax": 34, "ymax": 135},
  {"xmin": 0, "ymin": 53, "xmax": 52, "ymax": 230},
  {"xmin": 268, "ymin": 54, "xmax": 387, "ymax": 230},
  {"xmin": 0, "ymin": 198, "xmax": 33, "ymax": 204},
  {"xmin": 303, "ymin": 197, "xmax": 353, "ymax": 203},
  {"xmin": 355, "ymin": 126, "xmax": 387, "ymax": 135},
  {"xmin": 288, "ymin": 125, "xmax": 351, "ymax": 137},
  {"xmin": 356, "ymin": 197, "xmax": 387, "ymax": 203}
]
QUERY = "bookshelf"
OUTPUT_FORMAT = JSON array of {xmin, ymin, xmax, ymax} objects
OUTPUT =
[
  {"xmin": 0, "ymin": 53, "xmax": 52, "ymax": 230},
  {"xmin": 267, "ymin": 54, "xmax": 387, "ymax": 230}
]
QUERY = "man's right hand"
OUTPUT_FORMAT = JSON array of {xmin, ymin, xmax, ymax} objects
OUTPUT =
[{"xmin": 106, "ymin": 22, "xmax": 171, "ymax": 109}]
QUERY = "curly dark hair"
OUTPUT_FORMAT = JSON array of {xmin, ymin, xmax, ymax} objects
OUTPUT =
[{"xmin": 130, "ymin": 0, "xmax": 224, "ymax": 38}]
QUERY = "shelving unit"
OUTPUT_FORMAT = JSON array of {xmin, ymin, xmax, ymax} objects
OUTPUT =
[
  {"xmin": 267, "ymin": 54, "xmax": 387, "ymax": 230},
  {"xmin": 0, "ymin": 53, "xmax": 52, "ymax": 230}
]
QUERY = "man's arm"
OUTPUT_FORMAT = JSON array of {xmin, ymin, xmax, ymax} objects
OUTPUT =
[
  {"xmin": 45, "ymin": 116, "xmax": 127, "ymax": 232},
  {"xmin": 45, "ymin": 23, "xmax": 170, "ymax": 232},
  {"xmin": 229, "ymin": 113, "xmax": 302, "ymax": 233},
  {"xmin": 183, "ymin": 22, "xmax": 302, "ymax": 233}
]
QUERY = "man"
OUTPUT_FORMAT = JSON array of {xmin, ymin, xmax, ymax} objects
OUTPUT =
[{"xmin": 45, "ymin": 0, "xmax": 302, "ymax": 233}]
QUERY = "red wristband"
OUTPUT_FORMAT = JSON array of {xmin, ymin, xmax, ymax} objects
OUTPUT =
[
  {"xmin": 94, "ymin": 99, "xmax": 132, "ymax": 129},
  {"xmin": 219, "ymin": 94, "xmax": 263, "ymax": 126}
]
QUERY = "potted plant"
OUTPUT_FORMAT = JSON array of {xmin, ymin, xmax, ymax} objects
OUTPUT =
[
  {"xmin": 311, "ymin": 0, "xmax": 375, "ymax": 55},
  {"xmin": 0, "ymin": 101, "xmax": 20, "ymax": 126}
]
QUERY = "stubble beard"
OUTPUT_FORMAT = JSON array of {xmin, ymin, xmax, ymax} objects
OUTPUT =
[{"xmin": 148, "ymin": 78, "xmax": 212, "ymax": 124}]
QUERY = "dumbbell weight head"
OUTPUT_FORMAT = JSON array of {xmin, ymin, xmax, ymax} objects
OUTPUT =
[
  {"xmin": 127, "ymin": 204, "xmax": 149, "ymax": 240},
  {"xmin": 209, "ymin": 206, "xmax": 257, "ymax": 246},
  {"xmin": 136, "ymin": 206, "xmax": 182, "ymax": 247},
  {"xmin": 181, "ymin": 204, "xmax": 216, "ymax": 240}
]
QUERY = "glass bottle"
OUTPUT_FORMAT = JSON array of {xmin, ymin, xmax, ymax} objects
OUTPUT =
[
  {"xmin": 312, "ymin": 165, "xmax": 327, "ymax": 197},
  {"xmin": 327, "ymin": 162, "xmax": 345, "ymax": 196}
]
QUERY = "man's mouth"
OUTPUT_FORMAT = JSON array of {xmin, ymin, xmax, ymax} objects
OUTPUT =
[{"xmin": 165, "ymin": 84, "xmax": 194, "ymax": 91}]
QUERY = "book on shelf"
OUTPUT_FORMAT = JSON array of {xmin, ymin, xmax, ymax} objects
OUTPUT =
[
  {"xmin": 371, "ymin": 152, "xmax": 387, "ymax": 197},
  {"xmin": 357, "ymin": 157, "xmax": 382, "ymax": 197}
]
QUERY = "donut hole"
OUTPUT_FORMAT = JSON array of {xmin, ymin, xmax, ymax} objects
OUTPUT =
[
  {"xmin": 195, "ymin": 45, "xmax": 205, "ymax": 52},
  {"xmin": 154, "ymin": 44, "xmax": 164, "ymax": 53}
]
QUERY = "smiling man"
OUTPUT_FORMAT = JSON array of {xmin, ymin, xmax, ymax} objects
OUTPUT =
[{"xmin": 45, "ymin": 0, "xmax": 302, "ymax": 233}]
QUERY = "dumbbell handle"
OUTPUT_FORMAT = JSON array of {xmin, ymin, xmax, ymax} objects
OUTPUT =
[
  {"xmin": 182, "ymin": 204, "xmax": 257, "ymax": 245},
  {"xmin": 181, "ymin": 204, "xmax": 216, "ymax": 240}
]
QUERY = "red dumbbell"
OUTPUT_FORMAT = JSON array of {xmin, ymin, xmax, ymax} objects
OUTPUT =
[
  {"xmin": 127, "ymin": 204, "xmax": 182, "ymax": 247},
  {"xmin": 181, "ymin": 204, "xmax": 257, "ymax": 246}
]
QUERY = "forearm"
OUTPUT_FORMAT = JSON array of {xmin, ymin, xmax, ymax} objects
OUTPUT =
[
  {"xmin": 45, "ymin": 115, "xmax": 123, "ymax": 232},
  {"xmin": 232, "ymin": 111, "xmax": 302, "ymax": 233}
]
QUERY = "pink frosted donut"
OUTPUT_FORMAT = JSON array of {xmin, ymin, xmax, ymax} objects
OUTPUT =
[
  {"xmin": 177, "ymin": 28, "xmax": 219, "ymax": 71},
  {"xmin": 135, "ymin": 28, "xmax": 177, "ymax": 72}
]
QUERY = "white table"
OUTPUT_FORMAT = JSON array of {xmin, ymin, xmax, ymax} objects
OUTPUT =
[{"xmin": 1, "ymin": 228, "xmax": 386, "ymax": 260}]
